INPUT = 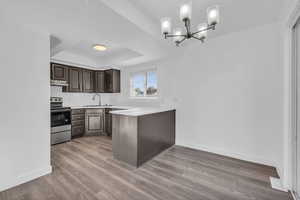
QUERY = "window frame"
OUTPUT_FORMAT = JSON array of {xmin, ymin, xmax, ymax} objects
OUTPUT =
[{"xmin": 129, "ymin": 69, "xmax": 158, "ymax": 99}]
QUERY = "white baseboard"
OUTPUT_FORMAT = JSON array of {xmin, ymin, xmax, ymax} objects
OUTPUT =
[
  {"xmin": 270, "ymin": 177, "xmax": 288, "ymax": 192},
  {"xmin": 0, "ymin": 165, "xmax": 52, "ymax": 192},
  {"xmin": 291, "ymin": 191, "xmax": 298, "ymax": 200},
  {"xmin": 176, "ymin": 142, "xmax": 277, "ymax": 168}
]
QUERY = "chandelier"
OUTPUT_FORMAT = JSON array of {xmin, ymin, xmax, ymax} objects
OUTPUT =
[{"xmin": 161, "ymin": 3, "xmax": 220, "ymax": 46}]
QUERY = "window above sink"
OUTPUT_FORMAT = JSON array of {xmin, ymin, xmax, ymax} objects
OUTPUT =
[{"xmin": 130, "ymin": 69, "xmax": 158, "ymax": 98}]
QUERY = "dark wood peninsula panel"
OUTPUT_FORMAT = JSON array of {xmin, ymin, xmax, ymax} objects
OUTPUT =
[{"xmin": 112, "ymin": 110, "xmax": 176, "ymax": 167}]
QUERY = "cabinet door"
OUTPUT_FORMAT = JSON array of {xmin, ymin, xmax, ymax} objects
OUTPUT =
[
  {"xmin": 71, "ymin": 109, "xmax": 85, "ymax": 138},
  {"xmin": 95, "ymin": 71, "xmax": 105, "ymax": 93},
  {"xmin": 105, "ymin": 70, "xmax": 113, "ymax": 92},
  {"xmin": 105, "ymin": 69, "xmax": 120, "ymax": 93},
  {"xmin": 105, "ymin": 109, "xmax": 112, "ymax": 136},
  {"xmin": 51, "ymin": 63, "xmax": 68, "ymax": 81},
  {"xmin": 112, "ymin": 70, "xmax": 120, "ymax": 93},
  {"xmin": 82, "ymin": 70, "xmax": 95, "ymax": 93},
  {"xmin": 68, "ymin": 68, "xmax": 82, "ymax": 92},
  {"xmin": 85, "ymin": 109, "xmax": 104, "ymax": 135},
  {"xmin": 72, "ymin": 125, "xmax": 85, "ymax": 138}
]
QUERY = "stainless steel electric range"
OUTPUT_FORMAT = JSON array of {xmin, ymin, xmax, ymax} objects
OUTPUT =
[{"xmin": 50, "ymin": 97, "xmax": 71, "ymax": 145}]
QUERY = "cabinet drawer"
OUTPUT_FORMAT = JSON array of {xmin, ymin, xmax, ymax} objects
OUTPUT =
[
  {"xmin": 72, "ymin": 114, "xmax": 85, "ymax": 121},
  {"xmin": 72, "ymin": 125, "xmax": 85, "ymax": 138},
  {"xmin": 85, "ymin": 108, "xmax": 104, "ymax": 114},
  {"xmin": 105, "ymin": 108, "xmax": 112, "ymax": 114},
  {"xmin": 72, "ymin": 120, "xmax": 85, "ymax": 126},
  {"xmin": 72, "ymin": 109, "xmax": 85, "ymax": 115}
]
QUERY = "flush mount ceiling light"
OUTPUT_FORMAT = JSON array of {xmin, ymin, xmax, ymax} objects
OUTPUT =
[
  {"xmin": 93, "ymin": 44, "xmax": 107, "ymax": 51},
  {"xmin": 161, "ymin": 3, "xmax": 220, "ymax": 46}
]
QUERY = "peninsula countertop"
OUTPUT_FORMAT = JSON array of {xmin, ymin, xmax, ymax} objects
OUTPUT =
[
  {"xmin": 109, "ymin": 106, "xmax": 176, "ymax": 117},
  {"xmin": 69, "ymin": 105, "xmax": 176, "ymax": 117},
  {"xmin": 70, "ymin": 105, "xmax": 133, "ymax": 110}
]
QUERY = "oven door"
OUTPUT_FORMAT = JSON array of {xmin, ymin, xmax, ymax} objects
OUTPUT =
[{"xmin": 51, "ymin": 109, "xmax": 71, "ymax": 127}]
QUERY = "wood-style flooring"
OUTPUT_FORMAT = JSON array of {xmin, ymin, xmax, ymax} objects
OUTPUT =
[{"xmin": 0, "ymin": 136, "xmax": 293, "ymax": 200}]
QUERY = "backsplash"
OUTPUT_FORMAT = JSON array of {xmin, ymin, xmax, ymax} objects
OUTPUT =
[{"xmin": 51, "ymin": 86, "xmax": 112, "ymax": 107}]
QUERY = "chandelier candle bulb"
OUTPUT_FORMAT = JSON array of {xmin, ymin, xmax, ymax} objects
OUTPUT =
[
  {"xmin": 179, "ymin": 3, "xmax": 192, "ymax": 21},
  {"xmin": 207, "ymin": 5, "xmax": 220, "ymax": 26},
  {"xmin": 161, "ymin": 4, "xmax": 219, "ymax": 46},
  {"xmin": 197, "ymin": 23, "xmax": 208, "ymax": 40},
  {"xmin": 173, "ymin": 28, "xmax": 183, "ymax": 43},
  {"xmin": 161, "ymin": 18, "xmax": 172, "ymax": 34}
]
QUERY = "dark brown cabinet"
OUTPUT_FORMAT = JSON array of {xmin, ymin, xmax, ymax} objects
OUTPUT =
[
  {"xmin": 95, "ymin": 71, "xmax": 105, "ymax": 93},
  {"xmin": 82, "ymin": 70, "xmax": 95, "ymax": 93},
  {"xmin": 105, "ymin": 69, "xmax": 120, "ymax": 93},
  {"xmin": 67, "ymin": 67, "xmax": 82, "ymax": 92},
  {"xmin": 105, "ymin": 109, "xmax": 112, "ymax": 136},
  {"xmin": 51, "ymin": 63, "xmax": 68, "ymax": 81},
  {"xmin": 85, "ymin": 109, "xmax": 105, "ymax": 135},
  {"xmin": 71, "ymin": 109, "xmax": 85, "ymax": 138},
  {"xmin": 50, "ymin": 62, "xmax": 120, "ymax": 93},
  {"xmin": 71, "ymin": 108, "xmax": 116, "ymax": 138}
]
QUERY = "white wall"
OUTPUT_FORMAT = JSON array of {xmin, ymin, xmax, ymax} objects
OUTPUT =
[
  {"xmin": 51, "ymin": 86, "xmax": 115, "ymax": 106},
  {"xmin": 281, "ymin": 0, "xmax": 300, "ymax": 190},
  {"xmin": 0, "ymin": 19, "xmax": 51, "ymax": 191},
  {"xmin": 114, "ymin": 22, "xmax": 285, "ymax": 175},
  {"xmin": 51, "ymin": 52, "xmax": 100, "ymax": 70}
]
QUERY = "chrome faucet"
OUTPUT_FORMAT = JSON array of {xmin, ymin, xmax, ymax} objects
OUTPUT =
[{"xmin": 92, "ymin": 93, "xmax": 102, "ymax": 106}]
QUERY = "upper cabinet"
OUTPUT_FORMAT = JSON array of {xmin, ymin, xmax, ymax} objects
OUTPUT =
[
  {"xmin": 51, "ymin": 63, "xmax": 68, "ymax": 81},
  {"xmin": 50, "ymin": 62, "xmax": 120, "ymax": 93},
  {"xmin": 82, "ymin": 70, "xmax": 95, "ymax": 93},
  {"xmin": 67, "ymin": 67, "xmax": 82, "ymax": 92},
  {"xmin": 95, "ymin": 71, "xmax": 105, "ymax": 93},
  {"xmin": 105, "ymin": 69, "xmax": 120, "ymax": 93}
]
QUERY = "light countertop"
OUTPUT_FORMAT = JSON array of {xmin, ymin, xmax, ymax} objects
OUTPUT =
[
  {"xmin": 109, "ymin": 107, "xmax": 176, "ymax": 117},
  {"xmin": 70, "ymin": 105, "xmax": 175, "ymax": 116},
  {"xmin": 70, "ymin": 105, "xmax": 133, "ymax": 110}
]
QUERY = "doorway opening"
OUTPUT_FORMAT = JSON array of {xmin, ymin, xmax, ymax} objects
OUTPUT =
[{"xmin": 292, "ymin": 16, "xmax": 300, "ymax": 200}]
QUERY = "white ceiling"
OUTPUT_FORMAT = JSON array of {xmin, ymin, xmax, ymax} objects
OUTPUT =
[
  {"xmin": 0, "ymin": 0, "xmax": 293, "ymax": 68},
  {"xmin": 133, "ymin": 0, "xmax": 288, "ymax": 41}
]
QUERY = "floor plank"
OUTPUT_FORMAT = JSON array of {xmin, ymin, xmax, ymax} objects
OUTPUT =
[{"xmin": 0, "ymin": 136, "xmax": 293, "ymax": 200}]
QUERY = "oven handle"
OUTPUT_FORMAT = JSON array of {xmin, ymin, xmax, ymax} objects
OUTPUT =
[{"xmin": 51, "ymin": 109, "xmax": 71, "ymax": 113}]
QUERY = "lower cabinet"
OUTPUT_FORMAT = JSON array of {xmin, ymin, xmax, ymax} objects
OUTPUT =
[
  {"xmin": 85, "ymin": 109, "xmax": 105, "ymax": 135},
  {"xmin": 105, "ymin": 109, "xmax": 112, "ymax": 136},
  {"xmin": 72, "ymin": 126, "xmax": 85, "ymax": 138},
  {"xmin": 71, "ymin": 108, "xmax": 114, "ymax": 138},
  {"xmin": 71, "ymin": 109, "xmax": 85, "ymax": 138}
]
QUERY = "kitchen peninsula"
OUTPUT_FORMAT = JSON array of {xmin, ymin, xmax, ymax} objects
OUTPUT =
[{"xmin": 111, "ymin": 108, "xmax": 176, "ymax": 167}]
